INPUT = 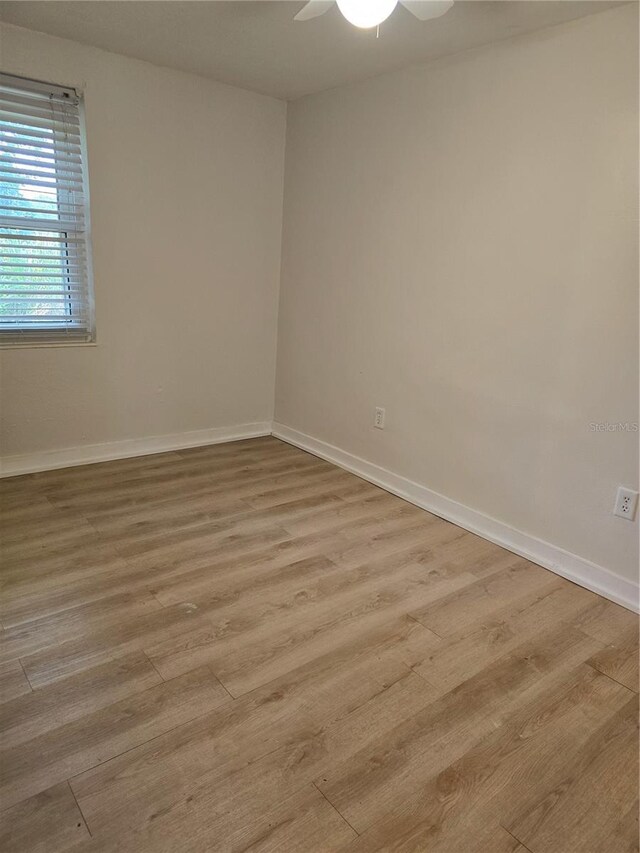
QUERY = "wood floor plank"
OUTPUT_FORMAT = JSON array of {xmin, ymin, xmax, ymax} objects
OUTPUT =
[
  {"xmin": 84, "ymin": 498, "xmax": 253, "ymax": 549},
  {"xmin": 338, "ymin": 664, "xmax": 631, "ymax": 852},
  {"xmin": 143, "ymin": 534, "xmax": 453, "ymax": 662},
  {"xmin": 0, "ymin": 666, "xmax": 229, "ymax": 810},
  {"xmin": 415, "ymin": 581, "xmax": 600, "ymax": 692},
  {"xmin": 35, "ymin": 440, "xmax": 298, "ymax": 499},
  {"xmin": 0, "ymin": 437, "xmax": 636, "ymax": 852},
  {"xmin": 29, "ymin": 449, "xmax": 185, "ymax": 485},
  {"xmin": 210, "ymin": 783, "xmax": 357, "ymax": 853},
  {"xmin": 101, "ymin": 487, "xmax": 412, "ymax": 606},
  {"xmin": 45, "ymin": 452, "xmax": 330, "ymax": 516},
  {"xmin": 149, "ymin": 539, "xmax": 342, "ymax": 605},
  {"xmin": 0, "ymin": 591, "xmax": 163, "ymax": 662},
  {"xmin": 0, "ymin": 557, "xmax": 148, "ymax": 628},
  {"xmin": 240, "ymin": 467, "xmax": 364, "ymax": 507},
  {"xmin": 147, "ymin": 563, "xmax": 468, "ymax": 693},
  {"xmin": 115, "ymin": 521, "xmax": 291, "ymax": 571},
  {"xmin": 66, "ymin": 783, "xmax": 357, "ymax": 853},
  {"xmin": 587, "ymin": 623, "xmax": 639, "ymax": 693},
  {"xmin": 0, "ymin": 781, "xmax": 90, "ymax": 853},
  {"xmin": 19, "ymin": 601, "xmax": 215, "ymax": 688},
  {"xmin": 76, "ymin": 464, "xmax": 353, "ymax": 528},
  {"xmin": 427, "ymin": 529, "xmax": 524, "ymax": 579},
  {"xmin": 156, "ymin": 553, "xmax": 339, "ymax": 617},
  {"xmin": 144, "ymin": 512, "xmax": 460, "ymax": 612},
  {"xmin": 338, "ymin": 817, "xmax": 524, "ymax": 853},
  {"xmin": 179, "ymin": 668, "xmax": 434, "ymax": 827},
  {"xmin": 1, "ymin": 542, "xmax": 128, "ymax": 591},
  {"xmin": 0, "ymin": 498, "xmax": 89, "ymax": 545},
  {"xmin": 0, "ymin": 660, "xmax": 31, "ymax": 703},
  {"xmin": 71, "ymin": 615, "xmax": 440, "ymax": 841},
  {"xmin": 1, "ymin": 489, "xmax": 374, "ymax": 626},
  {"xmin": 280, "ymin": 490, "xmax": 410, "ymax": 536},
  {"xmin": 506, "ymin": 693, "xmax": 639, "ymax": 853},
  {"xmin": 315, "ymin": 625, "xmax": 604, "ymax": 832},
  {"xmin": 1, "ymin": 518, "xmax": 106, "ymax": 563},
  {"xmin": 0, "ymin": 651, "xmax": 161, "ymax": 748},
  {"xmin": 409, "ymin": 559, "xmax": 561, "ymax": 637},
  {"xmin": 576, "ymin": 597, "xmax": 639, "ymax": 645},
  {"xmin": 81, "ymin": 669, "xmax": 433, "ymax": 851}
]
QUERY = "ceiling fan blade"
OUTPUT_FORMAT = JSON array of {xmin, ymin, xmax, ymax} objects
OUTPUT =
[
  {"xmin": 294, "ymin": 1, "xmax": 335, "ymax": 22},
  {"xmin": 400, "ymin": 0, "xmax": 454, "ymax": 22}
]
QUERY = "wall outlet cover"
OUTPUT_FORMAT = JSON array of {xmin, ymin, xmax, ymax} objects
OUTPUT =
[{"xmin": 613, "ymin": 486, "xmax": 639, "ymax": 521}]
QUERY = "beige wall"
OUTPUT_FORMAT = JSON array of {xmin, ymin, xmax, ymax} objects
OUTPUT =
[
  {"xmin": 0, "ymin": 23, "xmax": 286, "ymax": 457},
  {"xmin": 276, "ymin": 5, "xmax": 639, "ymax": 583}
]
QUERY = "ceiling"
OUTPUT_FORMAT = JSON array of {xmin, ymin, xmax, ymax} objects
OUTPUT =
[{"xmin": 0, "ymin": 1, "xmax": 623, "ymax": 100}]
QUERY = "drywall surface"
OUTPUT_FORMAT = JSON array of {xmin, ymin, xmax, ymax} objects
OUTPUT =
[
  {"xmin": 276, "ymin": 5, "xmax": 639, "ymax": 584},
  {"xmin": 0, "ymin": 23, "xmax": 286, "ymax": 457}
]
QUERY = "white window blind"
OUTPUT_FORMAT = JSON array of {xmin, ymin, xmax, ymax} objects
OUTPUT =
[{"xmin": 0, "ymin": 73, "xmax": 94, "ymax": 345}]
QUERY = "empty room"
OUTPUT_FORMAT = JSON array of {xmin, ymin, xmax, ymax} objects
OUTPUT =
[{"xmin": 0, "ymin": 1, "xmax": 638, "ymax": 851}]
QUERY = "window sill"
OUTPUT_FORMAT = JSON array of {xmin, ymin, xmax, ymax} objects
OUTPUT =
[{"xmin": 0, "ymin": 340, "xmax": 97, "ymax": 350}]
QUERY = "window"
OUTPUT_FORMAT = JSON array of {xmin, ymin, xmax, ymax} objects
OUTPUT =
[{"xmin": 0, "ymin": 73, "xmax": 94, "ymax": 345}]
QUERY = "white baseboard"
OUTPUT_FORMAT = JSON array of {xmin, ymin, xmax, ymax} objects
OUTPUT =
[
  {"xmin": 0, "ymin": 421, "xmax": 273, "ymax": 478},
  {"xmin": 272, "ymin": 422, "xmax": 639, "ymax": 614}
]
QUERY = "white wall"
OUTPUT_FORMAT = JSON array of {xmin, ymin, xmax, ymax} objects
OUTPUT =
[
  {"xmin": 0, "ymin": 23, "xmax": 286, "ymax": 458},
  {"xmin": 275, "ymin": 5, "xmax": 639, "ymax": 586}
]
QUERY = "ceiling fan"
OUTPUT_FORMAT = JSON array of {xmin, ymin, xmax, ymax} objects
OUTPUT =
[{"xmin": 295, "ymin": 0, "xmax": 454, "ymax": 30}]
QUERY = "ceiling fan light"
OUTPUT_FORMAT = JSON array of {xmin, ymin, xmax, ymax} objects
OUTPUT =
[{"xmin": 336, "ymin": 0, "xmax": 399, "ymax": 29}]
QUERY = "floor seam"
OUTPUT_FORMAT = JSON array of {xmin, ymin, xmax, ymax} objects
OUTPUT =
[
  {"xmin": 68, "ymin": 780, "xmax": 93, "ymax": 838},
  {"xmin": 585, "ymin": 661, "xmax": 637, "ymax": 694},
  {"xmin": 208, "ymin": 665, "xmax": 237, "ymax": 700},
  {"xmin": 406, "ymin": 612, "xmax": 443, "ymax": 640},
  {"xmin": 500, "ymin": 824, "xmax": 534, "ymax": 852},
  {"xmin": 407, "ymin": 665, "xmax": 438, "ymax": 691},
  {"xmin": 311, "ymin": 781, "xmax": 360, "ymax": 837},
  {"xmin": 66, "ymin": 702, "xmax": 222, "ymax": 788},
  {"xmin": 17, "ymin": 657, "xmax": 35, "ymax": 692},
  {"xmin": 149, "ymin": 590, "xmax": 168, "ymax": 609},
  {"xmin": 142, "ymin": 650, "xmax": 166, "ymax": 682}
]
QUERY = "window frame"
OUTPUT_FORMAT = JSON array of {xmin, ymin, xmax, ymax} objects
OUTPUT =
[{"xmin": 0, "ymin": 72, "xmax": 96, "ymax": 348}]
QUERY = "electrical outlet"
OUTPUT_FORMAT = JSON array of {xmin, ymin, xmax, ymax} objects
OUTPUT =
[
  {"xmin": 613, "ymin": 486, "xmax": 638, "ymax": 520},
  {"xmin": 374, "ymin": 407, "xmax": 385, "ymax": 429}
]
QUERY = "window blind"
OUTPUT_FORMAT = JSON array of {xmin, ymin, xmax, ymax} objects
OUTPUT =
[{"xmin": 0, "ymin": 73, "xmax": 94, "ymax": 345}]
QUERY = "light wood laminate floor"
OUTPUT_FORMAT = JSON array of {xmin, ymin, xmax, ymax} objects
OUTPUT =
[{"xmin": 0, "ymin": 436, "xmax": 637, "ymax": 852}]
